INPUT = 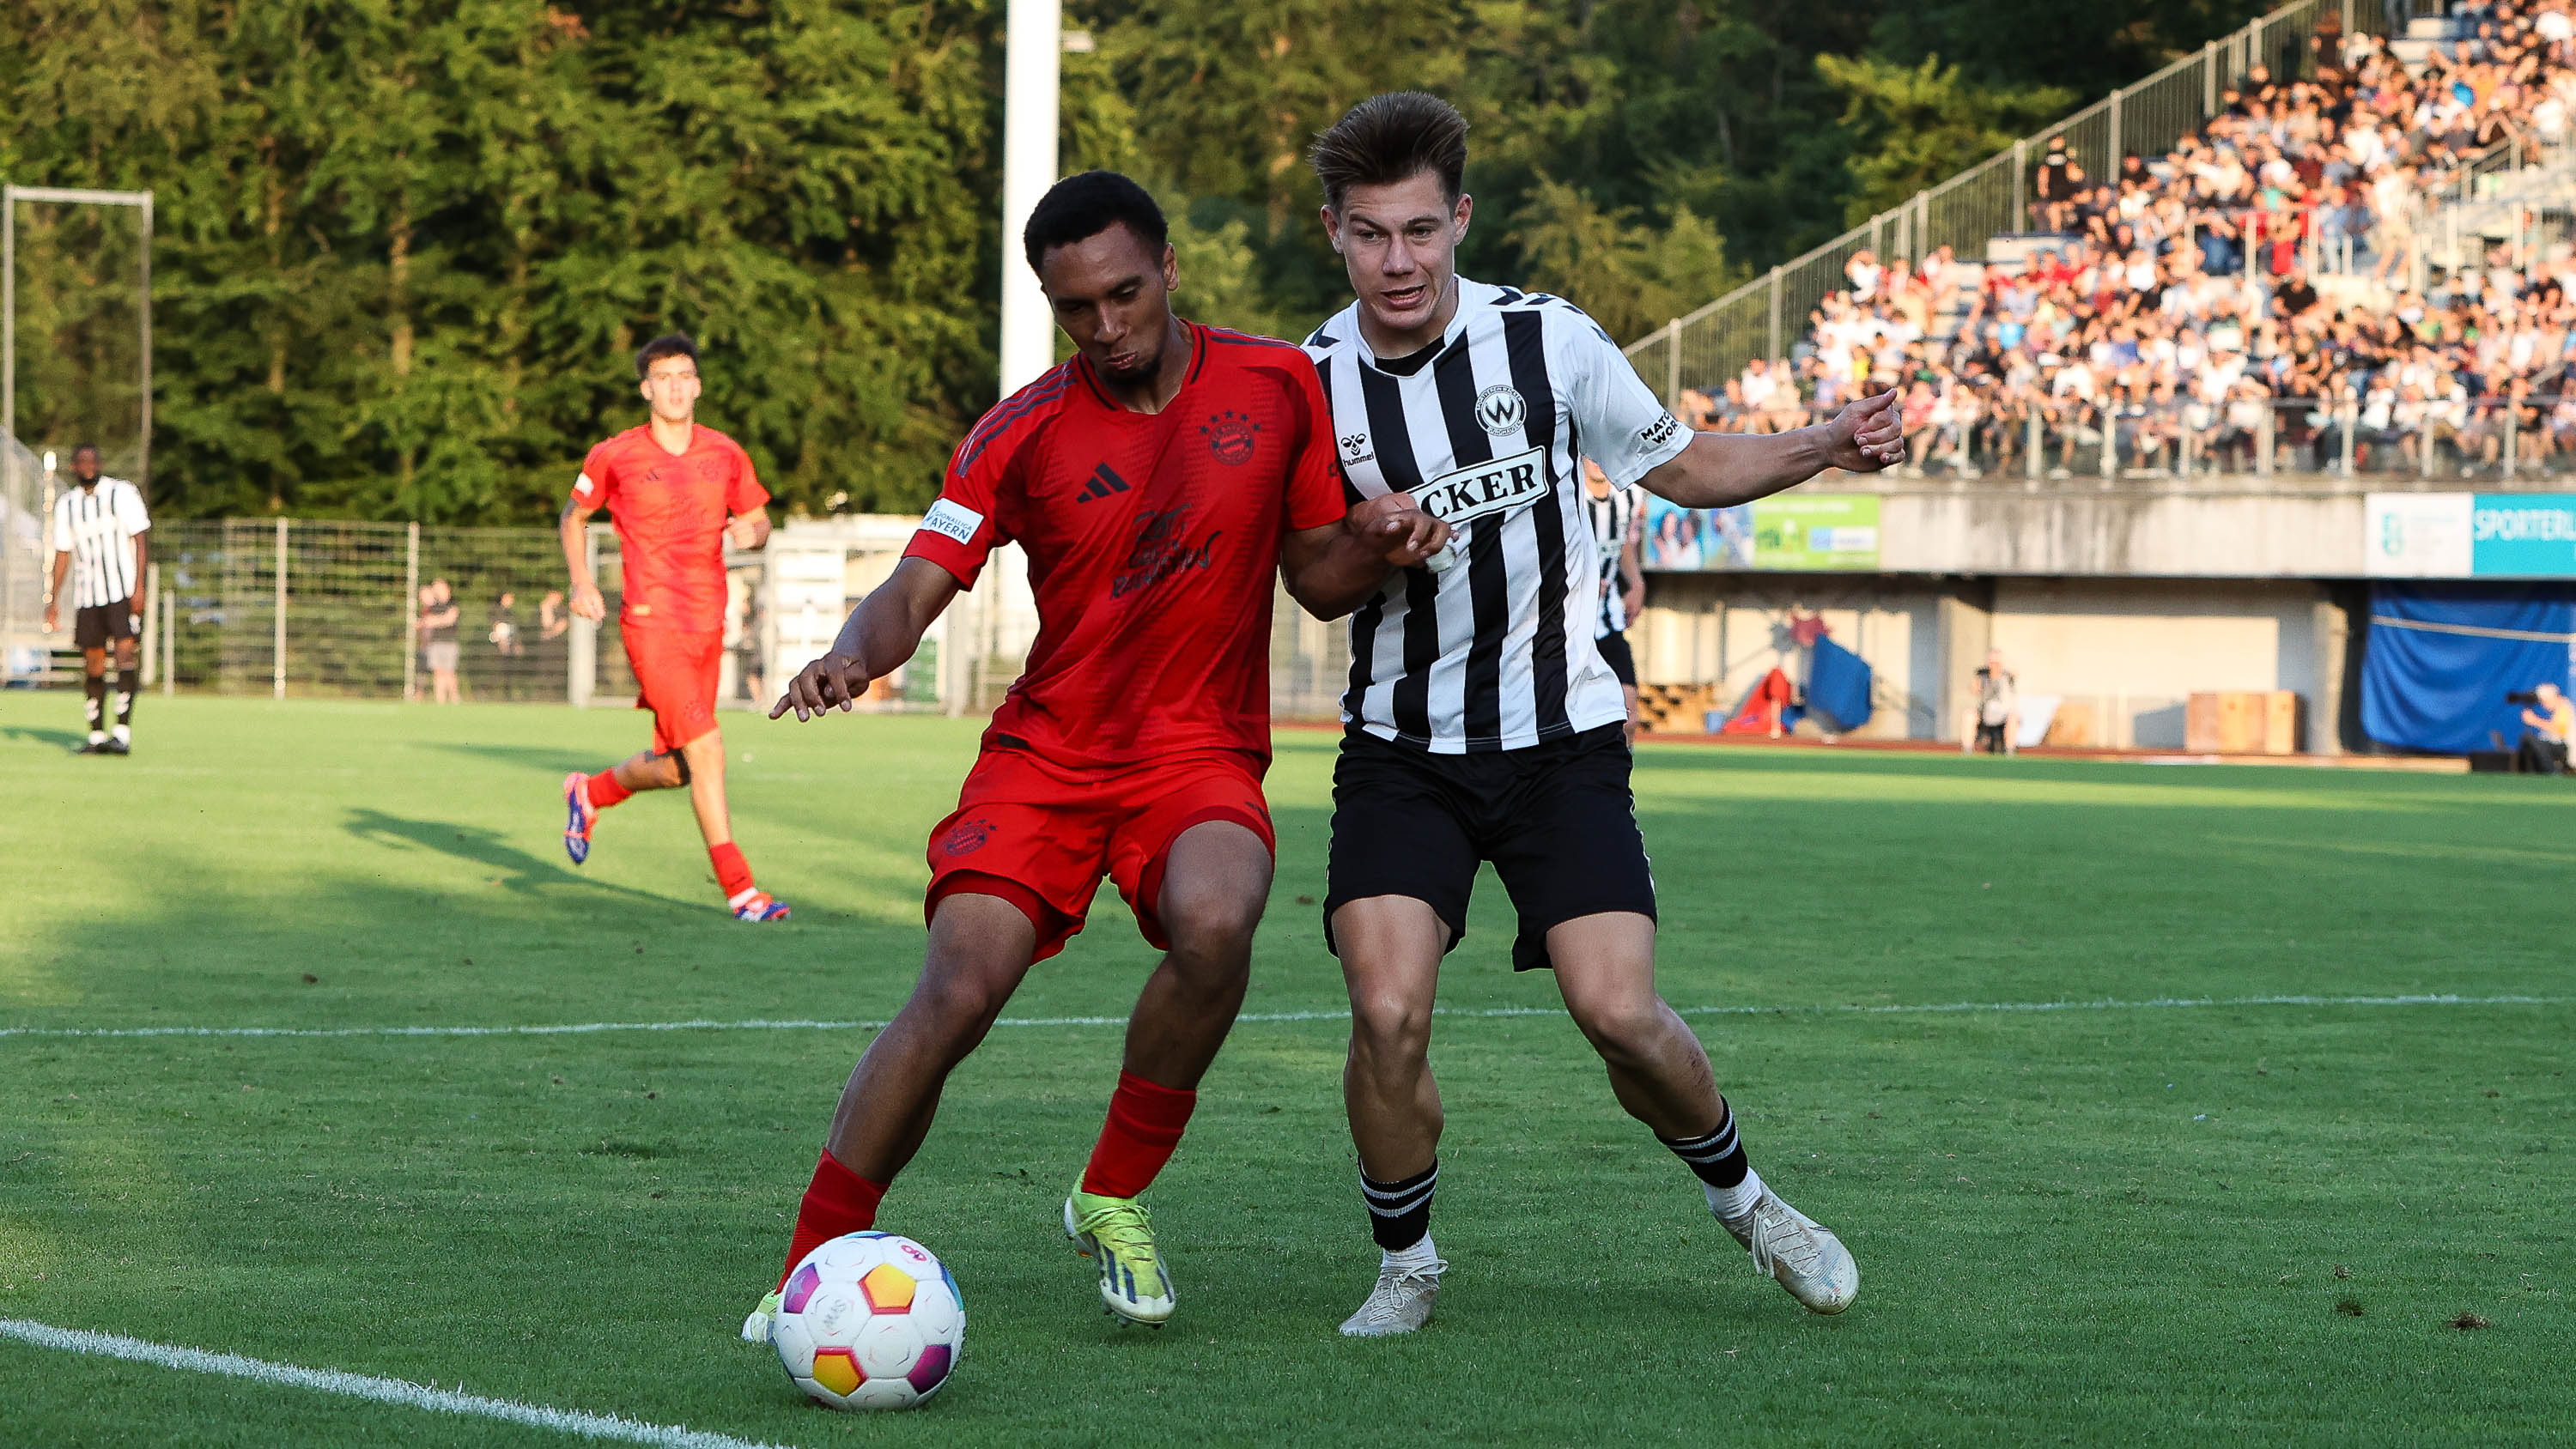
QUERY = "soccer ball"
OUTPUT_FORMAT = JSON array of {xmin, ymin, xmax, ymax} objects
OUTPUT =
[{"xmin": 772, "ymin": 1231, "xmax": 963, "ymax": 1410}]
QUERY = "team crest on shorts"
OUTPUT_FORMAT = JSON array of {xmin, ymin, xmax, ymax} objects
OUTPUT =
[
  {"xmin": 941, "ymin": 817, "xmax": 996, "ymax": 856},
  {"xmin": 1200, "ymin": 409, "xmax": 1261, "ymax": 465}
]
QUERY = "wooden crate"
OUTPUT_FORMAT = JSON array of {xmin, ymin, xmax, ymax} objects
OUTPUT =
[
  {"xmin": 2186, "ymin": 691, "xmax": 2302, "ymax": 754},
  {"xmin": 2043, "ymin": 699, "xmax": 2098, "ymax": 748},
  {"xmin": 2263, "ymin": 690, "xmax": 2300, "ymax": 755}
]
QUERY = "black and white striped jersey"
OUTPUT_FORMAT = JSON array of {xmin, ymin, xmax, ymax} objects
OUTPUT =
[
  {"xmin": 1303, "ymin": 279, "xmax": 1689, "ymax": 753},
  {"xmin": 50, "ymin": 477, "xmax": 151, "ymax": 609},
  {"xmin": 1583, "ymin": 482, "xmax": 1642, "ymax": 637}
]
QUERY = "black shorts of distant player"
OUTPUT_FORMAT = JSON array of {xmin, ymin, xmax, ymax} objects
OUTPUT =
[
  {"xmin": 1594, "ymin": 629, "xmax": 1637, "ymax": 687},
  {"xmin": 1322, "ymin": 723, "xmax": 1655, "ymax": 973},
  {"xmin": 73, "ymin": 599, "xmax": 138, "ymax": 650}
]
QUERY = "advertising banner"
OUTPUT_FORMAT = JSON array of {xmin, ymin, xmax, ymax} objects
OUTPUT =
[
  {"xmin": 2470, "ymin": 494, "xmax": 2576, "ymax": 577},
  {"xmin": 1642, "ymin": 494, "xmax": 1880, "ymax": 572},
  {"xmin": 2366, "ymin": 494, "xmax": 2576, "ymax": 578}
]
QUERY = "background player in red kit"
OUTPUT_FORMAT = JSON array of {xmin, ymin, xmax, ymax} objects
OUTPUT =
[
  {"xmin": 556, "ymin": 334, "xmax": 791, "ymax": 922},
  {"xmin": 742, "ymin": 172, "xmax": 1449, "ymax": 1337}
]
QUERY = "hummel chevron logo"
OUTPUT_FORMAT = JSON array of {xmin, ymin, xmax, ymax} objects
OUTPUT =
[{"xmin": 1077, "ymin": 462, "xmax": 1131, "ymax": 503}]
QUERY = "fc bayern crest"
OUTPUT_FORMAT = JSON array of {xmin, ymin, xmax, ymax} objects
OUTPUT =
[
  {"xmin": 1200, "ymin": 409, "xmax": 1261, "ymax": 465},
  {"xmin": 940, "ymin": 817, "xmax": 995, "ymax": 857},
  {"xmin": 1473, "ymin": 385, "xmax": 1526, "ymax": 436}
]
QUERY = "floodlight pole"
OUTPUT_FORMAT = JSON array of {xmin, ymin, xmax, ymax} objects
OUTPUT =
[
  {"xmin": 997, "ymin": 0, "xmax": 1061, "ymax": 398},
  {"xmin": 138, "ymin": 192, "xmax": 152, "ymax": 494}
]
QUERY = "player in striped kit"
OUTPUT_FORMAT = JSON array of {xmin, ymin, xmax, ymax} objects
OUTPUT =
[
  {"xmin": 1300, "ymin": 93, "xmax": 1905, "ymax": 1336},
  {"xmin": 43, "ymin": 446, "xmax": 150, "ymax": 755},
  {"xmin": 1581, "ymin": 458, "xmax": 1645, "ymax": 742}
]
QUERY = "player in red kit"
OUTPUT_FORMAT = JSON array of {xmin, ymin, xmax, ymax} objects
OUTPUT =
[
  {"xmin": 739, "ymin": 172, "xmax": 1448, "ymax": 1338},
  {"xmin": 556, "ymin": 333, "xmax": 791, "ymax": 921}
]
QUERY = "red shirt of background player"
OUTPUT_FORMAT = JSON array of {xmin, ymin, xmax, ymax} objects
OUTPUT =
[
  {"xmin": 903, "ymin": 323, "xmax": 1348, "ymax": 769},
  {"xmin": 573, "ymin": 423, "xmax": 770, "ymax": 634}
]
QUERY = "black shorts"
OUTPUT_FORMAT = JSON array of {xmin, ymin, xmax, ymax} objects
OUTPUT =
[
  {"xmin": 1595, "ymin": 629, "xmax": 1637, "ymax": 687},
  {"xmin": 1323, "ymin": 723, "xmax": 1656, "ymax": 972},
  {"xmin": 74, "ymin": 600, "xmax": 137, "ymax": 650}
]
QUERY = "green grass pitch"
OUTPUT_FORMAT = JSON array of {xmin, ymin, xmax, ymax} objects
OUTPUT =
[{"xmin": 2, "ymin": 694, "xmax": 2568, "ymax": 1446}]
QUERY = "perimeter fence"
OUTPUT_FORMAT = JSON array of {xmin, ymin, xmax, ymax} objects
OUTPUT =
[
  {"xmin": 147, "ymin": 520, "xmax": 577, "ymax": 701},
  {"xmin": 1, "ymin": 432, "xmax": 43, "ymax": 671},
  {"xmin": 14, "ymin": 515, "xmax": 1356, "ymax": 724}
]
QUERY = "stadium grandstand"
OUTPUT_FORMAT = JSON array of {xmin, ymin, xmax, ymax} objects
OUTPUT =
[
  {"xmin": 1629, "ymin": 0, "xmax": 2576, "ymax": 482},
  {"xmin": 1611, "ymin": 0, "xmax": 2576, "ymax": 760}
]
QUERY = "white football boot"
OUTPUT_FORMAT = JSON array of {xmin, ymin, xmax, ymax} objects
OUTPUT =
[
  {"xmin": 1722, "ymin": 1187, "xmax": 1858, "ymax": 1313},
  {"xmin": 1338, "ymin": 1257, "xmax": 1446, "ymax": 1337}
]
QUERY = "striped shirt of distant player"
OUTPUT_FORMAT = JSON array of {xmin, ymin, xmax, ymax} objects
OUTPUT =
[
  {"xmin": 51, "ymin": 476, "xmax": 152, "ymax": 609},
  {"xmin": 1303, "ymin": 279, "xmax": 1689, "ymax": 754},
  {"xmin": 1582, "ymin": 479, "xmax": 1640, "ymax": 637}
]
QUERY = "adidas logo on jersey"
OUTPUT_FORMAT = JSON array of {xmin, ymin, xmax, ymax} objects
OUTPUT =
[
  {"xmin": 1412, "ymin": 446, "xmax": 1549, "ymax": 530},
  {"xmin": 1078, "ymin": 462, "xmax": 1132, "ymax": 502}
]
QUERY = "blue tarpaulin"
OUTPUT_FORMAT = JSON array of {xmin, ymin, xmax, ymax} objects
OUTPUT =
[
  {"xmin": 2359, "ymin": 583, "xmax": 2576, "ymax": 753},
  {"xmin": 1807, "ymin": 634, "xmax": 1874, "ymax": 732}
]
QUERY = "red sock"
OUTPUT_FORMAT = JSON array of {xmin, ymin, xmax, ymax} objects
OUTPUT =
[
  {"xmin": 1079, "ymin": 1070, "xmax": 1198, "ymax": 1199},
  {"xmin": 709, "ymin": 841, "xmax": 755, "ymax": 900},
  {"xmin": 585, "ymin": 772, "xmax": 632, "ymax": 809},
  {"xmin": 778, "ymin": 1150, "xmax": 889, "ymax": 1289}
]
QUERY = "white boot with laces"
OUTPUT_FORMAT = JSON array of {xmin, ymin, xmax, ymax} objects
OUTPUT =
[
  {"xmin": 1340, "ymin": 1240, "xmax": 1446, "ymax": 1337},
  {"xmin": 1716, "ymin": 1178, "xmax": 1859, "ymax": 1315}
]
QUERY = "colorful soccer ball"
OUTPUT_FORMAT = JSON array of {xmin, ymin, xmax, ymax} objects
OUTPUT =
[{"xmin": 772, "ymin": 1231, "xmax": 963, "ymax": 1410}]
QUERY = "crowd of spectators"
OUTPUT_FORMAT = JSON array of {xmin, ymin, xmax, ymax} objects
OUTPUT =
[{"xmin": 1679, "ymin": 1, "xmax": 2576, "ymax": 479}]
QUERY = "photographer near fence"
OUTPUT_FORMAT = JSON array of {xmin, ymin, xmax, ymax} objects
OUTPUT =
[{"xmin": 2512, "ymin": 680, "xmax": 2573, "ymax": 772}]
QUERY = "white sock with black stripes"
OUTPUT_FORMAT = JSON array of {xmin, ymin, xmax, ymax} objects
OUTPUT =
[
  {"xmin": 1704, "ymin": 1167, "xmax": 1766, "ymax": 1226},
  {"xmin": 1660, "ymin": 1103, "xmax": 1765, "ymax": 1225}
]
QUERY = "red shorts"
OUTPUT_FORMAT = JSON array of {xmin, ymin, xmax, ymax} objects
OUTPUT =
[
  {"xmin": 925, "ymin": 748, "xmax": 1275, "ymax": 962},
  {"xmin": 625, "ymin": 628, "xmax": 722, "ymax": 755}
]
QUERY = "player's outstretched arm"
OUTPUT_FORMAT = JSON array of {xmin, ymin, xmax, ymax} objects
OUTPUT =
[
  {"xmin": 1280, "ymin": 494, "xmax": 1452, "ymax": 621},
  {"xmin": 771, "ymin": 556, "xmax": 959, "ymax": 721},
  {"xmin": 1638, "ymin": 389, "xmax": 1905, "ymax": 510},
  {"xmin": 558, "ymin": 500, "xmax": 607, "ymax": 621}
]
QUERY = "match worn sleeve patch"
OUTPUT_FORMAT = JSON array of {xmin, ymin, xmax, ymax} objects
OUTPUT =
[
  {"xmin": 573, "ymin": 471, "xmax": 597, "ymax": 499},
  {"xmin": 919, "ymin": 498, "xmax": 984, "ymax": 546}
]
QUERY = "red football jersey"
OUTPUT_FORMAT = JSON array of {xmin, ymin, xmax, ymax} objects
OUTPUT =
[
  {"xmin": 572, "ymin": 424, "xmax": 770, "ymax": 634},
  {"xmin": 905, "ymin": 324, "xmax": 1347, "ymax": 768}
]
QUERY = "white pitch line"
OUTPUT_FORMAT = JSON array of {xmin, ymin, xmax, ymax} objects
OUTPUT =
[
  {"xmin": 0, "ymin": 1319, "xmax": 793, "ymax": 1449},
  {"xmin": 0, "ymin": 993, "xmax": 2562, "ymax": 1043}
]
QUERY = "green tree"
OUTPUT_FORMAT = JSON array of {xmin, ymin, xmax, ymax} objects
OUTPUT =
[
  {"xmin": 1506, "ymin": 177, "xmax": 1741, "ymax": 341},
  {"xmin": 1817, "ymin": 53, "xmax": 2075, "ymax": 226}
]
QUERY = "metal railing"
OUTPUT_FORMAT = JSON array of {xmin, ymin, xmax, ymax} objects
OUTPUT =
[
  {"xmin": 1627, "ymin": 0, "xmax": 2402, "ymax": 400},
  {"xmin": 1682, "ymin": 393, "xmax": 2576, "ymax": 485}
]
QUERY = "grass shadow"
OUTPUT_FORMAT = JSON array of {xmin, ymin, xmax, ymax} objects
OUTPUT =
[
  {"xmin": 341, "ymin": 806, "xmax": 664, "ymax": 906},
  {"xmin": 2, "ymin": 723, "xmax": 87, "ymax": 751},
  {"xmin": 414, "ymin": 741, "xmax": 607, "ymax": 778}
]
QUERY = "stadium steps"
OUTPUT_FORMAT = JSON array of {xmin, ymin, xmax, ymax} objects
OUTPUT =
[
  {"xmin": 1930, "ymin": 261, "xmax": 1989, "ymax": 345},
  {"xmin": 2389, "ymin": 12, "xmax": 2470, "ymax": 69},
  {"xmin": 1636, "ymin": 682, "xmax": 1719, "ymax": 735}
]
